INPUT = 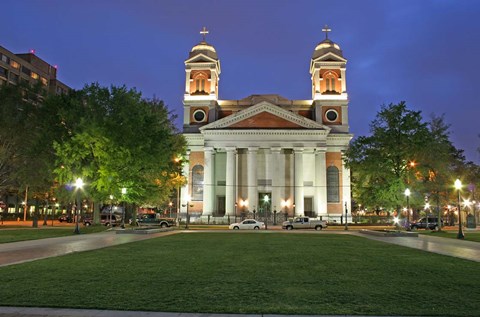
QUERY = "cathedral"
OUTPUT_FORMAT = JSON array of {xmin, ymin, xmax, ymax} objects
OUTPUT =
[{"xmin": 180, "ymin": 27, "xmax": 352, "ymax": 223}]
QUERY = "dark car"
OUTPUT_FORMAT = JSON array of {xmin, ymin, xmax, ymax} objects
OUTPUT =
[
  {"xmin": 410, "ymin": 217, "xmax": 443, "ymax": 231},
  {"xmin": 58, "ymin": 214, "xmax": 73, "ymax": 223},
  {"xmin": 136, "ymin": 213, "xmax": 176, "ymax": 227}
]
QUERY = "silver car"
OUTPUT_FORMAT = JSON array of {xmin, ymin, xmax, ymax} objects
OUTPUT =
[{"xmin": 229, "ymin": 219, "xmax": 265, "ymax": 230}]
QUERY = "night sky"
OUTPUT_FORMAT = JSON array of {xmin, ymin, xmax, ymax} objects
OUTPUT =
[{"xmin": 3, "ymin": 0, "xmax": 480, "ymax": 163}]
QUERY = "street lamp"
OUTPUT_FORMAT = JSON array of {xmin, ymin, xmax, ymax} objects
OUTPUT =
[
  {"xmin": 185, "ymin": 195, "xmax": 191, "ymax": 229},
  {"xmin": 344, "ymin": 201, "xmax": 348, "ymax": 231},
  {"xmin": 234, "ymin": 202, "xmax": 238, "ymax": 222},
  {"xmin": 455, "ymin": 179, "xmax": 464, "ymax": 239},
  {"xmin": 169, "ymin": 202, "xmax": 173, "ymax": 217},
  {"xmin": 121, "ymin": 187, "xmax": 127, "ymax": 228},
  {"xmin": 263, "ymin": 195, "xmax": 269, "ymax": 230},
  {"xmin": 404, "ymin": 188, "xmax": 411, "ymax": 224},
  {"xmin": 74, "ymin": 178, "xmax": 84, "ymax": 234}
]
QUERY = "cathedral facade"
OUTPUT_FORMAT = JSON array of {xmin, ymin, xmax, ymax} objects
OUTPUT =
[{"xmin": 180, "ymin": 28, "xmax": 352, "ymax": 222}]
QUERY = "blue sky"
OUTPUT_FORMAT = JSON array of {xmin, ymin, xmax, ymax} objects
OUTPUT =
[{"xmin": 2, "ymin": 0, "xmax": 479, "ymax": 163}]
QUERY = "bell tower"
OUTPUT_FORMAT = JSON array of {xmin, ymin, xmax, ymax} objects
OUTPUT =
[
  {"xmin": 183, "ymin": 27, "xmax": 221, "ymax": 132},
  {"xmin": 310, "ymin": 25, "xmax": 349, "ymax": 133}
]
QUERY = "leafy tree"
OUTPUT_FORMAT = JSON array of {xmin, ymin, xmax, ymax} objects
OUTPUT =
[
  {"xmin": 345, "ymin": 102, "xmax": 433, "ymax": 212},
  {"xmin": 52, "ymin": 84, "xmax": 186, "ymax": 212}
]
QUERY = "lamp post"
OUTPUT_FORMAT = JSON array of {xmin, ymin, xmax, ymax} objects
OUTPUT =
[
  {"xmin": 455, "ymin": 179, "xmax": 464, "ymax": 239},
  {"xmin": 121, "ymin": 187, "xmax": 127, "ymax": 228},
  {"xmin": 344, "ymin": 201, "xmax": 348, "ymax": 231},
  {"xmin": 263, "ymin": 195, "xmax": 269, "ymax": 230},
  {"xmin": 74, "ymin": 178, "xmax": 84, "ymax": 234},
  {"xmin": 404, "ymin": 188, "xmax": 411, "ymax": 224},
  {"xmin": 234, "ymin": 202, "xmax": 238, "ymax": 223},
  {"xmin": 185, "ymin": 195, "xmax": 191, "ymax": 229},
  {"xmin": 169, "ymin": 202, "xmax": 173, "ymax": 218}
]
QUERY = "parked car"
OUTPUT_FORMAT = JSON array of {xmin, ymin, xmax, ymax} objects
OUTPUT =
[
  {"xmin": 409, "ymin": 217, "xmax": 443, "ymax": 231},
  {"xmin": 83, "ymin": 214, "xmax": 122, "ymax": 226},
  {"xmin": 58, "ymin": 214, "xmax": 73, "ymax": 223},
  {"xmin": 229, "ymin": 219, "xmax": 265, "ymax": 230},
  {"xmin": 135, "ymin": 213, "xmax": 176, "ymax": 227},
  {"xmin": 282, "ymin": 216, "xmax": 327, "ymax": 230}
]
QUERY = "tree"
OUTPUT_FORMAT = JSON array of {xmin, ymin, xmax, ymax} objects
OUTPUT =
[
  {"xmin": 52, "ymin": 84, "xmax": 186, "ymax": 212},
  {"xmin": 345, "ymin": 102, "xmax": 433, "ymax": 212}
]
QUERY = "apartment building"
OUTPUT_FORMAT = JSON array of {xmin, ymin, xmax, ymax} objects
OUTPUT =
[{"xmin": 0, "ymin": 45, "xmax": 70, "ymax": 95}]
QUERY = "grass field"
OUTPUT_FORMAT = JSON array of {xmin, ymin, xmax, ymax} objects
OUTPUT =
[
  {"xmin": 419, "ymin": 230, "xmax": 480, "ymax": 242},
  {"xmin": 0, "ymin": 232, "xmax": 478, "ymax": 316},
  {"xmin": 0, "ymin": 226, "xmax": 109, "ymax": 243}
]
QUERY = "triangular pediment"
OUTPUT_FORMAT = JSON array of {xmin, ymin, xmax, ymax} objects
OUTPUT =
[
  {"xmin": 200, "ymin": 101, "xmax": 330, "ymax": 131},
  {"xmin": 312, "ymin": 51, "xmax": 347, "ymax": 63},
  {"xmin": 185, "ymin": 53, "xmax": 218, "ymax": 64}
]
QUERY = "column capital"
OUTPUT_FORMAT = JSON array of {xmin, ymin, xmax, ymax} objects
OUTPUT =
[
  {"xmin": 204, "ymin": 146, "xmax": 215, "ymax": 153},
  {"xmin": 315, "ymin": 147, "xmax": 327, "ymax": 154},
  {"xmin": 248, "ymin": 147, "xmax": 259, "ymax": 153},
  {"xmin": 294, "ymin": 147, "xmax": 304, "ymax": 153},
  {"xmin": 271, "ymin": 147, "xmax": 282, "ymax": 154},
  {"xmin": 225, "ymin": 146, "xmax": 237, "ymax": 153}
]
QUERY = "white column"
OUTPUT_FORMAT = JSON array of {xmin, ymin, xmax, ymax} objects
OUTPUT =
[
  {"xmin": 185, "ymin": 69, "xmax": 191, "ymax": 94},
  {"xmin": 203, "ymin": 147, "xmax": 215, "ymax": 216},
  {"xmin": 340, "ymin": 68, "xmax": 347, "ymax": 93},
  {"xmin": 294, "ymin": 148, "xmax": 304, "ymax": 216},
  {"xmin": 247, "ymin": 147, "xmax": 258, "ymax": 213},
  {"xmin": 271, "ymin": 148, "xmax": 281, "ymax": 213},
  {"xmin": 210, "ymin": 71, "xmax": 217, "ymax": 95},
  {"xmin": 226, "ymin": 147, "xmax": 236, "ymax": 216},
  {"xmin": 180, "ymin": 150, "xmax": 190, "ymax": 213},
  {"xmin": 342, "ymin": 154, "xmax": 351, "ymax": 221},
  {"xmin": 315, "ymin": 149, "xmax": 327, "ymax": 216}
]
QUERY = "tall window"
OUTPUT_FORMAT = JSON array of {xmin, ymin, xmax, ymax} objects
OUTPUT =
[
  {"xmin": 325, "ymin": 73, "xmax": 337, "ymax": 92},
  {"xmin": 196, "ymin": 79, "xmax": 205, "ymax": 92},
  {"xmin": 191, "ymin": 164, "xmax": 204, "ymax": 201},
  {"xmin": 327, "ymin": 166, "xmax": 339, "ymax": 202}
]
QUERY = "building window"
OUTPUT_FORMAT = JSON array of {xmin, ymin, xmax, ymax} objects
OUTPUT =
[
  {"xmin": 324, "ymin": 72, "xmax": 337, "ymax": 92},
  {"xmin": 195, "ymin": 79, "xmax": 205, "ymax": 92},
  {"xmin": 327, "ymin": 166, "xmax": 339, "ymax": 203},
  {"xmin": 0, "ymin": 67, "xmax": 7, "ymax": 78},
  {"xmin": 193, "ymin": 109, "xmax": 206, "ymax": 122},
  {"xmin": 31, "ymin": 72, "xmax": 39, "ymax": 80},
  {"xmin": 9, "ymin": 73, "xmax": 18, "ymax": 84},
  {"xmin": 10, "ymin": 60, "xmax": 20, "ymax": 69},
  {"xmin": 1, "ymin": 54, "xmax": 9, "ymax": 64},
  {"xmin": 40, "ymin": 77, "xmax": 48, "ymax": 86},
  {"xmin": 21, "ymin": 66, "xmax": 31, "ymax": 76},
  {"xmin": 325, "ymin": 109, "xmax": 338, "ymax": 122},
  {"xmin": 191, "ymin": 164, "xmax": 204, "ymax": 201}
]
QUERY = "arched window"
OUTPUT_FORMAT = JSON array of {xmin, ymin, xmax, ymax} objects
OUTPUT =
[
  {"xmin": 191, "ymin": 165, "xmax": 204, "ymax": 201},
  {"xmin": 325, "ymin": 72, "xmax": 337, "ymax": 92},
  {"xmin": 327, "ymin": 166, "xmax": 339, "ymax": 203}
]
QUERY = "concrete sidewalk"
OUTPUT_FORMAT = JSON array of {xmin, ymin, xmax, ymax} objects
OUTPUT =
[
  {"xmin": 0, "ymin": 306, "xmax": 427, "ymax": 317},
  {"xmin": 355, "ymin": 231, "xmax": 480, "ymax": 262},
  {"xmin": 0, "ymin": 230, "xmax": 179, "ymax": 267}
]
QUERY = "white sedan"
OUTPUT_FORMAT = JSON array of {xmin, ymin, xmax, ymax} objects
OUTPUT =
[{"xmin": 229, "ymin": 219, "xmax": 265, "ymax": 230}]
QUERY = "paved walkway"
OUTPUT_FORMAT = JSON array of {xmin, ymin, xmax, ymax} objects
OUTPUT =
[
  {"xmin": 0, "ymin": 230, "xmax": 179, "ymax": 267},
  {"xmin": 354, "ymin": 231, "xmax": 480, "ymax": 262},
  {"xmin": 0, "ymin": 307, "xmax": 427, "ymax": 317}
]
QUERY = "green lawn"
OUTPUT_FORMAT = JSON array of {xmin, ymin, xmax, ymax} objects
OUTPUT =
[
  {"xmin": 0, "ymin": 226, "xmax": 109, "ymax": 243},
  {"xmin": 0, "ymin": 232, "xmax": 479, "ymax": 316},
  {"xmin": 419, "ymin": 230, "xmax": 480, "ymax": 242}
]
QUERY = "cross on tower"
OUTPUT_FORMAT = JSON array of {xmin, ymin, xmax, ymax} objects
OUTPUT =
[
  {"xmin": 322, "ymin": 24, "xmax": 331, "ymax": 39},
  {"xmin": 200, "ymin": 26, "xmax": 209, "ymax": 42}
]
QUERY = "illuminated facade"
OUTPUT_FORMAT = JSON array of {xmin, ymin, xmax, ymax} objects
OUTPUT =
[{"xmin": 181, "ymin": 28, "xmax": 352, "ymax": 222}]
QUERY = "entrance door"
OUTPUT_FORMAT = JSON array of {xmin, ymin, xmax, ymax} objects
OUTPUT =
[
  {"xmin": 304, "ymin": 197, "xmax": 314, "ymax": 217},
  {"xmin": 216, "ymin": 196, "xmax": 225, "ymax": 216}
]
